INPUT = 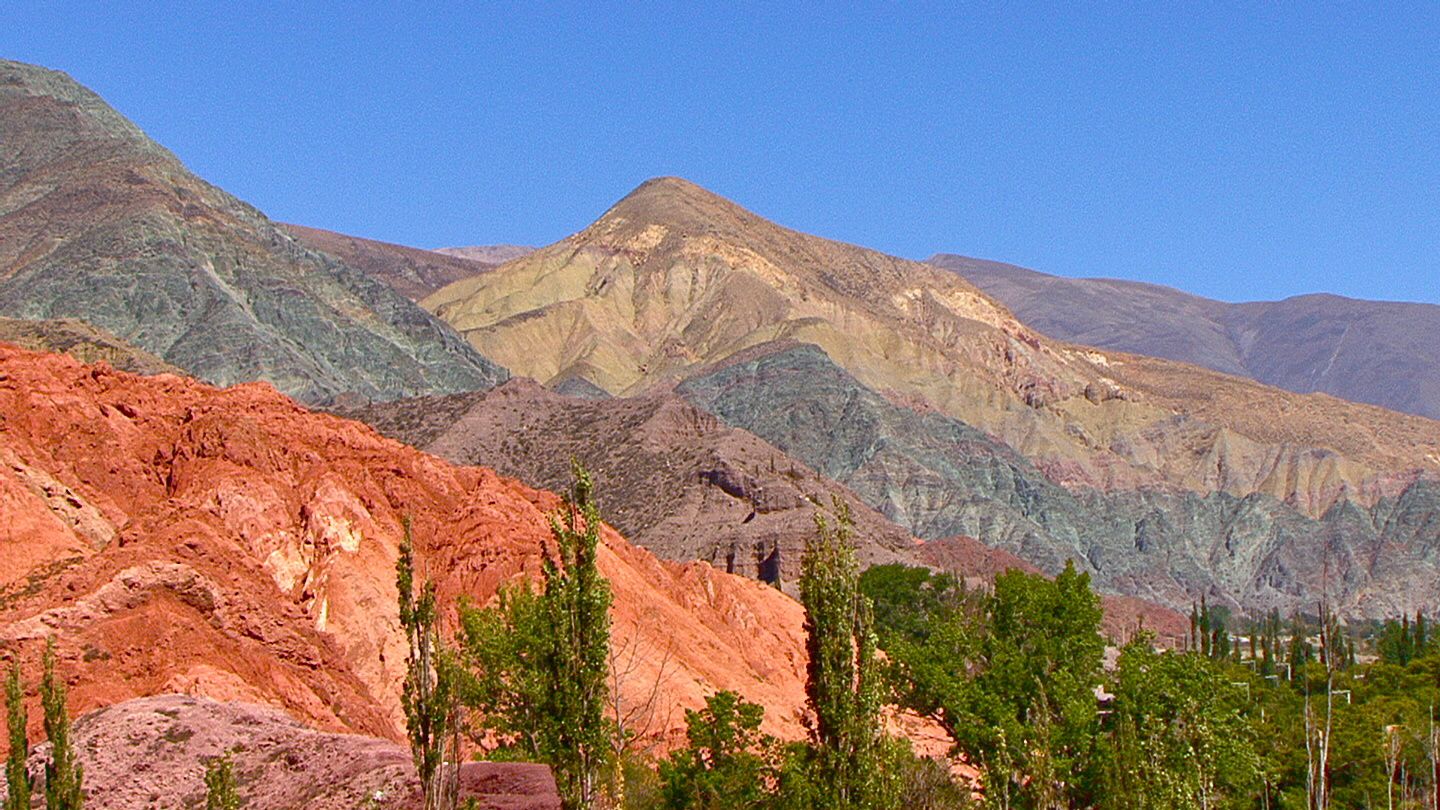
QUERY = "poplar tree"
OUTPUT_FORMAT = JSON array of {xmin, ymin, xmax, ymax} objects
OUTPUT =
[
  {"xmin": 459, "ymin": 462, "xmax": 614, "ymax": 810},
  {"xmin": 40, "ymin": 639, "xmax": 81, "ymax": 810},
  {"xmin": 798, "ymin": 501, "xmax": 891, "ymax": 809},
  {"xmin": 536, "ymin": 462, "xmax": 613, "ymax": 809},
  {"xmin": 5, "ymin": 661, "xmax": 28, "ymax": 810},
  {"xmin": 397, "ymin": 518, "xmax": 460, "ymax": 810}
]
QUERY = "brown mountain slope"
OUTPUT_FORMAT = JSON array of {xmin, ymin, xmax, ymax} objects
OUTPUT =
[
  {"xmin": 340, "ymin": 381, "xmax": 1194, "ymax": 633},
  {"xmin": 335, "ymin": 379, "xmax": 921, "ymax": 583},
  {"xmin": 283, "ymin": 224, "xmax": 503, "ymax": 301},
  {"xmin": 424, "ymin": 177, "xmax": 1439, "ymax": 517},
  {"xmin": 0, "ymin": 317, "xmax": 181, "ymax": 376},
  {"xmin": 435, "ymin": 245, "xmax": 535, "ymax": 264},
  {"xmin": 932, "ymin": 254, "xmax": 1440, "ymax": 420},
  {"xmin": 0, "ymin": 344, "xmax": 811, "ymax": 746}
]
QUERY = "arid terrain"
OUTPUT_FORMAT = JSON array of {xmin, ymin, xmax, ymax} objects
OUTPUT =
[{"xmin": 933, "ymin": 254, "xmax": 1440, "ymax": 420}]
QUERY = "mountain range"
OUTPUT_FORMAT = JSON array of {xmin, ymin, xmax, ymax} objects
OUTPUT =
[
  {"xmin": 931, "ymin": 254, "xmax": 1440, "ymax": 420},
  {"xmin": 2, "ymin": 55, "xmax": 1438, "ymax": 804},
  {"xmin": 420, "ymin": 175, "xmax": 1440, "ymax": 617},
  {"xmin": 0, "ymin": 59, "xmax": 506, "ymax": 404}
]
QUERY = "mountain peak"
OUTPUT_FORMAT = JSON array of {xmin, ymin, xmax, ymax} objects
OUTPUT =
[
  {"xmin": 1, "ymin": 58, "xmax": 507, "ymax": 403},
  {"xmin": 593, "ymin": 176, "xmax": 759, "ymax": 237},
  {"xmin": 622, "ymin": 176, "xmax": 726, "ymax": 205}
]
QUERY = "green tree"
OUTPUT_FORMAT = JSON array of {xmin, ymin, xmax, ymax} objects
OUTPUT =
[
  {"xmin": 798, "ymin": 503, "xmax": 895, "ymax": 810},
  {"xmin": 1100, "ymin": 638, "xmax": 1258, "ymax": 808},
  {"xmin": 397, "ymin": 518, "xmax": 461, "ymax": 810},
  {"xmin": 459, "ymin": 462, "xmax": 614, "ymax": 810},
  {"xmin": 40, "ymin": 639, "xmax": 82, "ymax": 810},
  {"xmin": 1378, "ymin": 617, "xmax": 1416, "ymax": 666},
  {"xmin": 859, "ymin": 564, "xmax": 965, "ymax": 646},
  {"xmin": 889, "ymin": 562, "xmax": 1104, "ymax": 809},
  {"xmin": 203, "ymin": 751, "xmax": 241, "ymax": 810},
  {"xmin": 659, "ymin": 691, "xmax": 779, "ymax": 809},
  {"xmin": 5, "ymin": 660, "xmax": 29, "ymax": 810}
]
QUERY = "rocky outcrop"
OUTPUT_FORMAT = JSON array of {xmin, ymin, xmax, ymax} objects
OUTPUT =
[
  {"xmin": 335, "ymin": 379, "xmax": 921, "ymax": 583},
  {"xmin": 0, "ymin": 318, "xmax": 180, "ymax": 376},
  {"xmin": 0, "ymin": 694, "xmax": 560, "ymax": 810},
  {"xmin": 283, "ymin": 224, "xmax": 502, "ymax": 301},
  {"xmin": 0, "ymin": 345, "xmax": 811, "ymax": 748},
  {"xmin": 678, "ymin": 342, "xmax": 1440, "ymax": 619},
  {"xmin": 0, "ymin": 59, "xmax": 506, "ymax": 403},
  {"xmin": 932, "ymin": 254, "xmax": 1440, "ymax": 420},
  {"xmin": 419, "ymin": 176, "xmax": 1439, "ymax": 618}
]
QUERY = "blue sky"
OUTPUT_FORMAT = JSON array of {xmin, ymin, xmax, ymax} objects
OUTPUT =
[{"xmin": 4, "ymin": 3, "xmax": 1437, "ymax": 304}]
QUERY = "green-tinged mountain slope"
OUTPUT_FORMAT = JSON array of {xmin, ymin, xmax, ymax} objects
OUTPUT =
[
  {"xmin": 0, "ymin": 59, "xmax": 506, "ymax": 403},
  {"xmin": 677, "ymin": 342, "xmax": 1440, "ymax": 619}
]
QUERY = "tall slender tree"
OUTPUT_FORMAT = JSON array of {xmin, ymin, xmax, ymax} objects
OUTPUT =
[
  {"xmin": 40, "ymin": 639, "xmax": 82, "ymax": 810},
  {"xmin": 537, "ymin": 462, "xmax": 614, "ymax": 809},
  {"xmin": 5, "ymin": 660, "xmax": 29, "ymax": 810},
  {"xmin": 458, "ymin": 461, "xmax": 614, "ymax": 810},
  {"xmin": 397, "ymin": 518, "xmax": 460, "ymax": 810},
  {"xmin": 798, "ymin": 501, "xmax": 891, "ymax": 809}
]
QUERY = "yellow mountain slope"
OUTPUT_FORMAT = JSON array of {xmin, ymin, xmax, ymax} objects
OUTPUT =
[{"xmin": 425, "ymin": 178, "xmax": 1439, "ymax": 514}]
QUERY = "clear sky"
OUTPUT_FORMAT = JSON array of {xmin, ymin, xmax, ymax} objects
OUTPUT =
[{"xmin": 4, "ymin": 3, "xmax": 1437, "ymax": 304}]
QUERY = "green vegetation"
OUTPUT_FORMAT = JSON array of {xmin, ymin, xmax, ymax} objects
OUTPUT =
[
  {"xmin": 458, "ymin": 461, "xmax": 615, "ymax": 810},
  {"xmin": 866, "ymin": 560, "xmax": 1440, "ymax": 808},
  {"xmin": 796, "ymin": 503, "xmax": 896, "ymax": 809},
  {"xmin": 1101, "ymin": 638, "xmax": 1257, "ymax": 807},
  {"xmin": 659, "ymin": 691, "xmax": 779, "ymax": 809},
  {"xmin": 387, "ymin": 457, "xmax": 1440, "ymax": 808},
  {"xmin": 40, "ymin": 639, "xmax": 82, "ymax": 810},
  {"xmin": 884, "ymin": 562, "xmax": 1104, "ymax": 808},
  {"xmin": 655, "ymin": 514, "xmax": 965, "ymax": 810},
  {"xmin": 203, "ymin": 751, "xmax": 241, "ymax": 810},
  {"xmin": 5, "ymin": 660, "xmax": 28, "ymax": 810}
]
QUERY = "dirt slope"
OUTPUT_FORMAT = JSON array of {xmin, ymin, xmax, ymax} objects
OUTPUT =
[
  {"xmin": 0, "ymin": 694, "xmax": 561, "ymax": 810},
  {"xmin": 336, "ymin": 379, "xmax": 921, "ymax": 583}
]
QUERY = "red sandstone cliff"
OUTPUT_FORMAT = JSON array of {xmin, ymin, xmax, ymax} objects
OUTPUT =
[{"xmin": 0, "ymin": 344, "xmax": 810, "ymax": 751}]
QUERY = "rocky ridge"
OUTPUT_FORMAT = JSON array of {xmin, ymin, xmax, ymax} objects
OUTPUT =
[
  {"xmin": 0, "ymin": 317, "xmax": 180, "ymax": 376},
  {"xmin": 283, "ymin": 224, "xmax": 507, "ymax": 302},
  {"xmin": 0, "ymin": 343, "xmax": 812, "ymax": 749},
  {"xmin": 434, "ymin": 245, "xmax": 535, "ymax": 264},
  {"xmin": 932, "ymin": 254, "xmax": 1440, "ymax": 420},
  {"xmin": 424, "ymin": 177, "xmax": 1440, "ymax": 518},
  {"xmin": 335, "ymin": 378, "xmax": 922, "ymax": 583},
  {"xmin": 676, "ymin": 341, "xmax": 1440, "ymax": 619},
  {"xmin": 0, "ymin": 59, "xmax": 506, "ymax": 404}
]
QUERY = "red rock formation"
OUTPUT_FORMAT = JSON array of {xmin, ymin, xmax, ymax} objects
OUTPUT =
[{"xmin": 0, "ymin": 344, "xmax": 809, "ymax": 752}]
